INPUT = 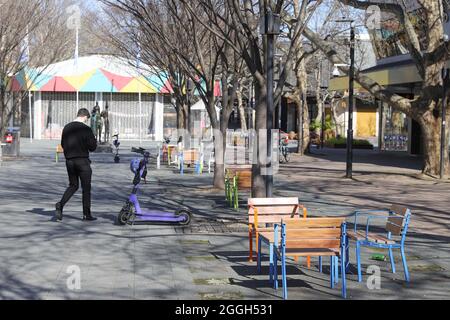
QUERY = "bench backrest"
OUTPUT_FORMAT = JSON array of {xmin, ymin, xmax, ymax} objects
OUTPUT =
[
  {"xmin": 226, "ymin": 165, "xmax": 252, "ymax": 176},
  {"xmin": 236, "ymin": 170, "xmax": 252, "ymax": 189},
  {"xmin": 248, "ymin": 197, "xmax": 305, "ymax": 226},
  {"xmin": 183, "ymin": 150, "xmax": 200, "ymax": 162},
  {"xmin": 280, "ymin": 217, "xmax": 345, "ymax": 250},
  {"xmin": 387, "ymin": 205, "xmax": 411, "ymax": 236}
]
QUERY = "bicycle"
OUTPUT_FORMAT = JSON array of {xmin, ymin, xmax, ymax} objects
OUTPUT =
[{"xmin": 279, "ymin": 137, "xmax": 290, "ymax": 164}]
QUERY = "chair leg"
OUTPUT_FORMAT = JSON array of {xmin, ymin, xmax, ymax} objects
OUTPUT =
[
  {"xmin": 248, "ymin": 230, "xmax": 253, "ymax": 262},
  {"xmin": 319, "ymin": 256, "xmax": 323, "ymax": 273},
  {"xmin": 356, "ymin": 241, "xmax": 362, "ymax": 283},
  {"xmin": 274, "ymin": 249, "xmax": 279, "ymax": 289},
  {"xmin": 282, "ymin": 253, "xmax": 287, "ymax": 300},
  {"xmin": 269, "ymin": 244, "xmax": 274, "ymax": 284},
  {"xmin": 330, "ymin": 256, "xmax": 335, "ymax": 289},
  {"xmin": 341, "ymin": 249, "xmax": 347, "ymax": 299},
  {"xmin": 335, "ymin": 256, "xmax": 339, "ymax": 284},
  {"xmin": 257, "ymin": 236, "xmax": 262, "ymax": 274},
  {"xmin": 234, "ymin": 187, "xmax": 239, "ymax": 210},
  {"xmin": 401, "ymin": 246, "xmax": 410, "ymax": 283},
  {"xmin": 345, "ymin": 239, "xmax": 351, "ymax": 272},
  {"xmin": 389, "ymin": 247, "xmax": 396, "ymax": 274}
]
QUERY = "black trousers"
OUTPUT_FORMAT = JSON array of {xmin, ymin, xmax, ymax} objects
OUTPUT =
[{"xmin": 60, "ymin": 158, "xmax": 92, "ymax": 216}]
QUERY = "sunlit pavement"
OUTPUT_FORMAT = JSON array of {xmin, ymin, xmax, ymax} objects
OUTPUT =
[{"xmin": 0, "ymin": 139, "xmax": 449, "ymax": 300}]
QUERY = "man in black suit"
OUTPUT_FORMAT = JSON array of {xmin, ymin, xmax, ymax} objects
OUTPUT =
[{"xmin": 56, "ymin": 108, "xmax": 98, "ymax": 222}]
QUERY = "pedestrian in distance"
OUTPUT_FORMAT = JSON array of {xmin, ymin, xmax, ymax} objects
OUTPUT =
[{"xmin": 55, "ymin": 108, "xmax": 98, "ymax": 222}]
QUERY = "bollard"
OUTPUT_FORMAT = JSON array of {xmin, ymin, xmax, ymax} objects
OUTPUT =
[
  {"xmin": 0, "ymin": 143, "xmax": 5, "ymax": 163},
  {"xmin": 157, "ymin": 146, "xmax": 161, "ymax": 170},
  {"xmin": 179, "ymin": 153, "xmax": 184, "ymax": 175}
]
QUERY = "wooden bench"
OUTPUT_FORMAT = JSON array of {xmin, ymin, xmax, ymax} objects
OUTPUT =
[
  {"xmin": 270, "ymin": 217, "xmax": 347, "ymax": 299},
  {"xmin": 248, "ymin": 198, "xmax": 307, "ymax": 263},
  {"xmin": 55, "ymin": 144, "xmax": 64, "ymax": 163},
  {"xmin": 167, "ymin": 146, "xmax": 178, "ymax": 166},
  {"xmin": 179, "ymin": 149, "xmax": 201, "ymax": 174}
]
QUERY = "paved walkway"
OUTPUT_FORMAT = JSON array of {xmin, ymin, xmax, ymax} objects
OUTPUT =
[{"xmin": 0, "ymin": 140, "xmax": 449, "ymax": 300}]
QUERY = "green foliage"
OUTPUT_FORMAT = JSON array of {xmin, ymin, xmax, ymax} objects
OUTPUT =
[
  {"xmin": 325, "ymin": 137, "xmax": 373, "ymax": 147},
  {"xmin": 310, "ymin": 114, "xmax": 334, "ymax": 131}
]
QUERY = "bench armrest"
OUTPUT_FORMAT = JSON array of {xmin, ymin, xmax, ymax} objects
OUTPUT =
[{"xmin": 353, "ymin": 209, "xmax": 391, "ymax": 232}]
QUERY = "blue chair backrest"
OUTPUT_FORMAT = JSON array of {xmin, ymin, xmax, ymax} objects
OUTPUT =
[{"xmin": 387, "ymin": 205, "xmax": 411, "ymax": 243}]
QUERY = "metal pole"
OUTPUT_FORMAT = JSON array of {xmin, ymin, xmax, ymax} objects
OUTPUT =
[
  {"xmin": 278, "ymin": 58, "xmax": 282, "ymax": 131},
  {"xmin": 29, "ymin": 91, "xmax": 33, "ymax": 143},
  {"xmin": 321, "ymin": 103, "xmax": 325, "ymax": 149},
  {"xmin": 440, "ymin": 68, "xmax": 449, "ymax": 179},
  {"xmin": 300, "ymin": 92, "xmax": 304, "ymax": 155},
  {"xmin": 378, "ymin": 99, "xmax": 383, "ymax": 151},
  {"xmin": 266, "ymin": 32, "xmax": 275, "ymax": 198},
  {"xmin": 346, "ymin": 22, "xmax": 355, "ymax": 179},
  {"xmin": 139, "ymin": 91, "xmax": 142, "ymax": 146}
]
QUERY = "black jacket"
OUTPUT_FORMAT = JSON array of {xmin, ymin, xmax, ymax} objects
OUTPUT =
[{"xmin": 61, "ymin": 121, "xmax": 97, "ymax": 160}]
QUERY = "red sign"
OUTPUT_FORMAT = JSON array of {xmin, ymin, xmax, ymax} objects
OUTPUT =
[{"xmin": 5, "ymin": 134, "xmax": 13, "ymax": 144}]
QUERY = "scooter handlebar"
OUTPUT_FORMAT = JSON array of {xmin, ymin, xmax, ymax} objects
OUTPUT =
[{"xmin": 131, "ymin": 147, "xmax": 148, "ymax": 155}]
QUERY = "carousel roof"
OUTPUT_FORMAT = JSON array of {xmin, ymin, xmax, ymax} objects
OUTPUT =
[{"xmin": 10, "ymin": 55, "xmax": 222, "ymax": 95}]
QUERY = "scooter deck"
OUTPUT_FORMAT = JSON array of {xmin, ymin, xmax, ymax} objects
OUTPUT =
[{"xmin": 129, "ymin": 212, "xmax": 189, "ymax": 225}]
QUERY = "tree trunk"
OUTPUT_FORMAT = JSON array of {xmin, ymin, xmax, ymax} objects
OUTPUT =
[
  {"xmin": 420, "ymin": 109, "xmax": 450, "ymax": 176},
  {"xmin": 237, "ymin": 89, "xmax": 247, "ymax": 131},
  {"xmin": 177, "ymin": 106, "xmax": 185, "ymax": 130},
  {"xmin": 315, "ymin": 69, "xmax": 323, "ymax": 135},
  {"xmin": 252, "ymin": 81, "xmax": 267, "ymax": 198},
  {"xmin": 212, "ymin": 127, "xmax": 226, "ymax": 189}
]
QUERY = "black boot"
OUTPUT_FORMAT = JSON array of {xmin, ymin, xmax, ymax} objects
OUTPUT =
[
  {"xmin": 55, "ymin": 203, "xmax": 63, "ymax": 221},
  {"xmin": 83, "ymin": 212, "xmax": 97, "ymax": 221}
]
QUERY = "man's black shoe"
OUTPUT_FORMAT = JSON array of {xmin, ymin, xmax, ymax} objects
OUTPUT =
[
  {"xmin": 55, "ymin": 203, "xmax": 63, "ymax": 221},
  {"xmin": 83, "ymin": 215, "xmax": 97, "ymax": 221}
]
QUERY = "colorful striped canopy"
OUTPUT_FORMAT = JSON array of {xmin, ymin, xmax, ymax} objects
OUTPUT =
[{"xmin": 11, "ymin": 55, "xmax": 222, "ymax": 97}]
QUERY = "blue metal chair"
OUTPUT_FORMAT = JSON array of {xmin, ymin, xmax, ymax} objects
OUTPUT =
[
  {"xmin": 270, "ymin": 218, "xmax": 348, "ymax": 300},
  {"xmin": 347, "ymin": 205, "xmax": 412, "ymax": 283}
]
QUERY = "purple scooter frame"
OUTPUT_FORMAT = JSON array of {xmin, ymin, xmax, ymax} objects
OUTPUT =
[{"xmin": 117, "ymin": 147, "xmax": 192, "ymax": 226}]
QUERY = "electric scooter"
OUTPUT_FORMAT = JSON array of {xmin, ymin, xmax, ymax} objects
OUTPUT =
[
  {"xmin": 117, "ymin": 147, "xmax": 192, "ymax": 226},
  {"xmin": 113, "ymin": 134, "xmax": 120, "ymax": 163}
]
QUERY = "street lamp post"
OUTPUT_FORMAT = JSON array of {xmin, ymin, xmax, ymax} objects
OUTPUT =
[
  {"xmin": 320, "ymin": 86, "xmax": 328, "ymax": 149},
  {"xmin": 261, "ymin": 8, "xmax": 281, "ymax": 198},
  {"xmin": 336, "ymin": 19, "xmax": 356, "ymax": 179},
  {"xmin": 441, "ymin": 68, "xmax": 449, "ymax": 179}
]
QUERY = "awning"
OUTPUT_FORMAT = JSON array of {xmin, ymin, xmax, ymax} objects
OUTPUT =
[{"xmin": 329, "ymin": 59, "xmax": 450, "ymax": 91}]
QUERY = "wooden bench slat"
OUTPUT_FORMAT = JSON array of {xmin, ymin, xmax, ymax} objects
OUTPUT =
[
  {"xmin": 250, "ymin": 216, "xmax": 300, "ymax": 224},
  {"xmin": 283, "ymin": 218, "xmax": 345, "ymax": 228},
  {"xmin": 282, "ymin": 248, "xmax": 340, "ymax": 257},
  {"xmin": 248, "ymin": 198, "xmax": 299, "ymax": 206},
  {"xmin": 285, "ymin": 229, "xmax": 342, "ymax": 238},
  {"xmin": 285, "ymin": 239, "xmax": 341, "ymax": 249},
  {"xmin": 386, "ymin": 222, "xmax": 403, "ymax": 235},
  {"xmin": 347, "ymin": 231, "xmax": 396, "ymax": 244},
  {"xmin": 390, "ymin": 205, "xmax": 408, "ymax": 217},
  {"xmin": 249, "ymin": 206, "xmax": 300, "ymax": 215}
]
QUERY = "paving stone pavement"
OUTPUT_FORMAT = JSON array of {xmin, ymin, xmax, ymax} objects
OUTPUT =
[{"xmin": 0, "ymin": 140, "xmax": 449, "ymax": 300}]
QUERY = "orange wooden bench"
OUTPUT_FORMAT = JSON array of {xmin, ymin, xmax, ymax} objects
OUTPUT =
[{"xmin": 248, "ymin": 198, "xmax": 308, "ymax": 264}]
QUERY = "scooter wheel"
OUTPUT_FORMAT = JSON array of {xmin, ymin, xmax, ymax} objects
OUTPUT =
[
  {"xmin": 118, "ymin": 209, "xmax": 130, "ymax": 226},
  {"xmin": 176, "ymin": 210, "xmax": 192, "ymax": 226}
]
